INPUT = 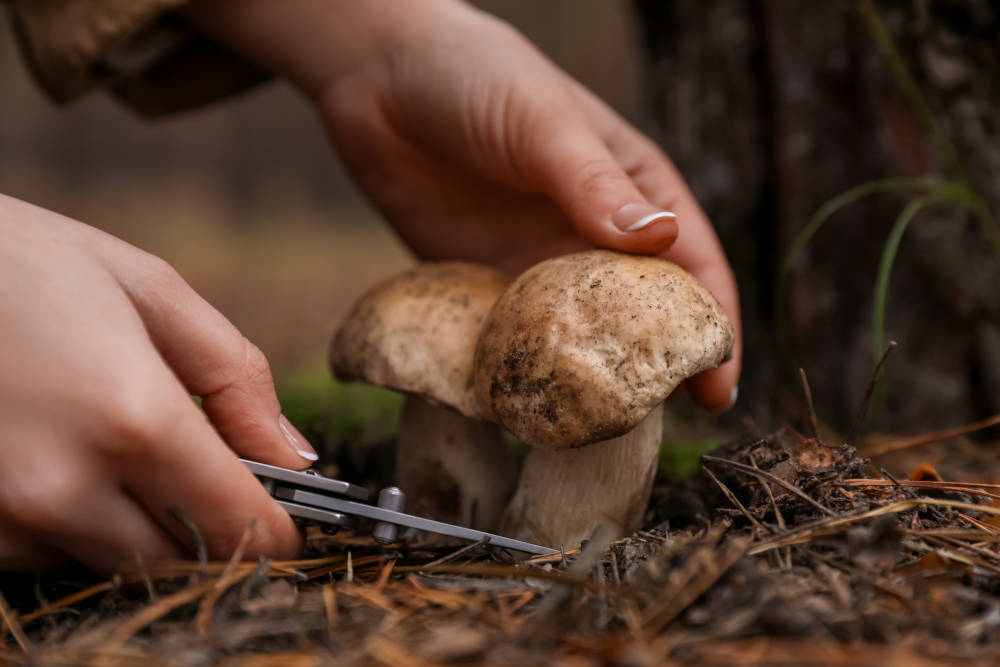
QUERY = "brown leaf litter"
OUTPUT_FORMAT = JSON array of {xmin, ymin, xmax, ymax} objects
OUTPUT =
[{"xmin": 2, "ymin": 423, "xmax": 999, "ymax": 665}]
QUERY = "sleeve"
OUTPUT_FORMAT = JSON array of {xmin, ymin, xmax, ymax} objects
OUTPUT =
[{"xmin": 6, "ymin": 0, "xmax": 270, "ymax": 117}]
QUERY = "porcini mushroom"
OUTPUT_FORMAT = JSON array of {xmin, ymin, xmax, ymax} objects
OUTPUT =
[
  {"xmin": 474, "ymin": 250, "xmax": 733, "ymax": 548},
  {"xmin": 330, "ymin": 262, "xmax": 517, "ymax": 531}
]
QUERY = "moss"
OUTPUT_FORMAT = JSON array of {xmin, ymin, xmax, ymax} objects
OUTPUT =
[
  {"xmin": 275, "ymin": 358, "xmax": 403, "ymax": 457},
  {"xmin": 658, "ymin": 438, "xmax": 720, "ymax": 480}
]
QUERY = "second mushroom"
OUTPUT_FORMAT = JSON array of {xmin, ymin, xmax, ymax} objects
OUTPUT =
[
  {"xmin": 474, "ymin": 250, "xmax": 734, "ymax": 549},
  {"xmin": 330, "ymin": 262, "xmax": 517, "ymax": 532}
]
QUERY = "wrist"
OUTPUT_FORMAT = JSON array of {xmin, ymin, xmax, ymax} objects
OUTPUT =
[{"xmin": 182, "ymin": 0, "xmax": 472, "ymax": 99}]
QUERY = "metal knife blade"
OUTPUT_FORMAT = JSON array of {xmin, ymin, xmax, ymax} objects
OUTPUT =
[{"xmin": 275, "ymin": 486, "xmax": 557, "ymax": 556}]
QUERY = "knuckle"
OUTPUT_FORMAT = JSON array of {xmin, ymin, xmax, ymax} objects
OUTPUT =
[
  {"xmin": 631, "ymin": 146, "xmax": 666, "ymax": 178},
  {"xmin": 240, "ymin": 341, "xmax": 274, "ymax": 386},
  {"xmin": 94, "ymin": 384, "xmax": 179, "ymax": 460},
  {"xmin": 122, "ymin": 251, "xmax": 192, "ymax": 305},
  {"xmin": 137, "ymin": 253, "xmax": 186, "ymax": 291},
  {"xmin": 575, "ymin": 158, "xmax": 626, "ymax": 199},
  {"xmin": 0, "ymin": 468, "xmax": 82, "ymax": 534}
]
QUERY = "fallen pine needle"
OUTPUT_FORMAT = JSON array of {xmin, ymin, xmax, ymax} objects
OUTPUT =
[
  {"xmin": 0, "ymin": 591, "xmax": 31, "ymax": 654},
  {"xmin": 424, "ymin": 536, "xmax": 489, "ymax": 567},
  {"xmin": 404, "ymin": 577, "xmax": 473, "ymax": 611},
  {"xmin": 106, "ymin": 579, "xmax": 220, "ymax": 648},
  {"xmin": 335, "ymin": 584, "xmax": 400, "ymax": 616},
  {"xmin": 374, "ymin": 559, "xmax": 396, "ymax": 593},
  {"xmin": 903, "ymin": 527, "xmax": 1000, "ymax": 541},
  {"xmin": 322, "ymin": 584, "xmax": 338, "ymax": 632},
  {"xmin": 393, "ymin": 563, "xmax": 587, "ymax": 585},
  {"xmin": 118, "ymin": 555, "xmax": 347, "ymax": 582},
  {"xmin": 196, "ymin": 568, "xmax": 256, "ymax": 636},
  {"xmin": 509, "ymin": 590, "xmax": 536, "ymax": 614},
  {"xmin": 703, "ymin": 465, "xmax": 768, "ymax": 534},
  {"xmin": 3, "ymin": 579, "xmax": 118, "ymax": 635},
  {"xmin": 639, "ymin": 526, "xmax": 748, "ymax": 633},
  {"xmin": 957, "ymin": 513, "xmax": 1000, "ymax": 534},
  {"xmin": 703, "ymin": 455, "xmax": 836, "ymax": 516},
  {"xmin": 304, "ymin": 554, "xmax": 384, "ymax": 581},
  {"xmin": 367, "ymin": 636, "xmax": 435, "ymax": 667},
  {"xmin": 750, "ymin": 497, "xmax": 1000, "ymax": 555},
  {"xmin": 863, "ymin": 411, "xmax": 1000, "ymax": 456},
  {"xmin": 195, "ymin": 522, "xmax": 257, "ymax": 635},
  {"xmin": 844, "ymin": 478, "xmax": 1000, "ymax": 501}
]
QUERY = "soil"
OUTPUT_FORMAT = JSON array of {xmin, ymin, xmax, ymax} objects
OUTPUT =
[{"xmin": 2, "ymin": 420, "xmax": 998, "ymax": 666}]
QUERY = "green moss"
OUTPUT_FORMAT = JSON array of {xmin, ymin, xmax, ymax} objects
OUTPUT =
[
  {"xmin": 659, "ymin": 438, "xmax": 719, "ymax": 481},
  {"xmin": 275, "ymin": 360, "xmax": 403, "ymax": 455}
]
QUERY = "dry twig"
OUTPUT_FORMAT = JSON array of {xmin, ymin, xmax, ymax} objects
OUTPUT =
[{"xmin": 703, "ymin": 455, "xmax": 836, "ymax": 516}]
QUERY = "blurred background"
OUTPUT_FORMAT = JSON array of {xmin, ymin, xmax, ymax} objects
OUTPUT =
[
  {"xmin": 0, "ymin": 0, "xmax": 641, "ymax": 376},
  {"xmin": 2, "ymin": 1, "xmax": 998, "ymax": 478}
]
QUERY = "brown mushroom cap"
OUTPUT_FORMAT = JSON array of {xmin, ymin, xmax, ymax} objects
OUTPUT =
[
  {"xmin": 473, "ymin": 250, "xmax": 733, "ymax": 448},
  {"xmin": 331, "ymin": 262, "xmax": 510, "ymax": 420}
]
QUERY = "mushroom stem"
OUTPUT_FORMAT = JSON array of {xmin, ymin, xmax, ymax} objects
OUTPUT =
[
  {"xmin": 396, "ymin": 396, "xmax": 517, "ymax": 531},
  {"xmin": 500, "ymin": 404, "xmax": 664, "ymax": 549}
]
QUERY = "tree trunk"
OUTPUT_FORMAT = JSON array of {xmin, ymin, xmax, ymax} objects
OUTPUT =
[{"xmin": 634, "ymin": 0, "xmax": 1000, "ymax": 434}]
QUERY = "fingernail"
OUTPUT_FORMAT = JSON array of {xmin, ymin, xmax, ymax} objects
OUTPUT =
[
  {"xmin": 729, "ymin": 386, "xmax": 739, "ymax": 409},
  {"xmin": 612, "ymin": 204, "xmax": 677, "ymax": 232},
  {"xmin": 279, "ymin": 414, "xmax": 318, "ymax": 462}
]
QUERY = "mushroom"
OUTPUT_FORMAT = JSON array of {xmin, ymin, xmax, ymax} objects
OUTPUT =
[
  {"xmin": 330, "ymin": 262, "xmax": 517, "ymax": 531},
  {"xmin": 474, "ymin": 250, "xmax": 733, "ymax": 548}
]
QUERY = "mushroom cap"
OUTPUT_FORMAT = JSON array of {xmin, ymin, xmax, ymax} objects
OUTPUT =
[
  {"xmin": 330, "ymin": 262, "xmax": 510, "ymax": 420},
  {"xmin": 473, "ymin": 250, "xmax": 733, "ymax": 448}
]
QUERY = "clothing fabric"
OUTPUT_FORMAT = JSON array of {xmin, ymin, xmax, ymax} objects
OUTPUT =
[{"xmin": 6, "ymin": 0, "xmax": 267, "ymax": 116}]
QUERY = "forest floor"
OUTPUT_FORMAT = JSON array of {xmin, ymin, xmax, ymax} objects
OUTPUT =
[{"xmin": 2, "ymin": 387, "xmax": 999, "ymax": 665}]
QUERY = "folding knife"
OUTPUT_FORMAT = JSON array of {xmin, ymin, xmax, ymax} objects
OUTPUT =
[{"xmin": 242, "ymin": 459, "xmax": 556, "ymax": 556}]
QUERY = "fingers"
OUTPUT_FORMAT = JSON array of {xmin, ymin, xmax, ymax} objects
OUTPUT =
[
  {"xmin": 82, "ymin": 239, "xmax": 310, "ymax": 562},
  {"xmin": 0, "ymin": 451, "xmax": 184, "ymax": 574},
  {"xmin": 29, "ymin": 248, "xmax": 305, "ymax": 564},
  {"xmin": 89, "ymin": 214, "xmax": 309, "ymax": 562},
  {"xmin": 654, "ymin": 171, "xmax": 742, "ymax": 413},
  {"xmin": 538, "ymin": 123, "xmax": 742, "ymax": 409},
  {"xmin": 95, "ymin": 363, "xmax": 304, "ymax": 562},
  {"xmin": 576, "ymin": 88, "xmax": 743, "ymax": 411},
  {"xmin": 33, "ymin": 490, "xmax": 185, "ymax": 576},
  {"xmin": 96, "ymin": 244, "xmax": 317, "ymax": 470},
  {"xmin": 522, "ymin": 109, "xmax": 678, "ymax": 256},
  {"xmin": 677, "ymin": 275, "xmax": 742, "ymax": 413},
  {"xmin": 0, "ymin": 200, "xmax": 306, "ymax": 572}
]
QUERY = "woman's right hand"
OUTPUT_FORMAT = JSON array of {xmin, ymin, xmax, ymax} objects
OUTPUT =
[
  {"xmin": 0, "ymin": 194, "xmax": 315, "ymax": 574},
  {"xmin": 182, "ymin": 0, "xmax": 741, "ymax": 413}
]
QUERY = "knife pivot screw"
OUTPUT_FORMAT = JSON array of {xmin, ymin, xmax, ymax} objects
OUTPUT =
[{"xmin": 372, "ymin": 486, "xmax": 406, "ymax": 544}]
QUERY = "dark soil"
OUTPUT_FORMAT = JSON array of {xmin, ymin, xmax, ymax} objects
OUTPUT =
[{"xmin": 2, "ymin": 426, "xmax": 999, "ymax": 666}]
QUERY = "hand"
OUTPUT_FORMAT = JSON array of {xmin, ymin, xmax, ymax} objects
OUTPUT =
[
  {"xmin": 185, "ymin": 0, "xmax": 741, "ymax": 412},
  {"xmin": 0, "ymin": 195, "xmax": 316, "ymax": 574}
]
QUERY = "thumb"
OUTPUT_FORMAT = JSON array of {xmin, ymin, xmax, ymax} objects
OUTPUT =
[
  {"xmin": 104, "ymin": 250, "xmax": 319, "ymax": 470},
  {"xmin": 525, "ymin": 117, "xmax": 678, "ymax": 254}
]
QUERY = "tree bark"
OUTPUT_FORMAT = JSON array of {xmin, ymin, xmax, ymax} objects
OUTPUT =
[{"xmin": 634, "ymin": 0, "xmax": 1000, "ymax": 434}]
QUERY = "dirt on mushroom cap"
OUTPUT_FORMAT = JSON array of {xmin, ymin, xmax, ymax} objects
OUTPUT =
[{"xmin": 474, "ymin": 250, "xmax": 734, "ymax": 448}]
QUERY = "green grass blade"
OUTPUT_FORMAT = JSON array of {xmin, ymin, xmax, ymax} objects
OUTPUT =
[
  {"xmin": 860, "ymin": 1, "xmax": 965, "ymax": 182},
  {"xmin": 775, "ymin": 177, "xmax": 938, "ymax": 371},
  {"xmin": 969, "ymin": 193, "xmax": 1000, "ymax": 258},
  {"xmin": 860, "ymin": 1, "xmax": 1000, "ymax": 258},
  {"xmin": 871, "ymin": 184, "xmax": 969, "ymax": 362},
  {"xmin": 779, "ymin": 178, "xmax": 939, "ymax": 278}
]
